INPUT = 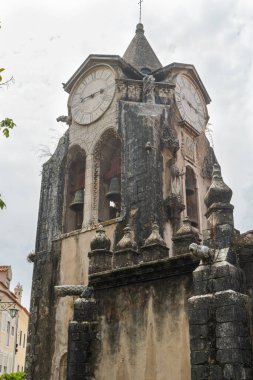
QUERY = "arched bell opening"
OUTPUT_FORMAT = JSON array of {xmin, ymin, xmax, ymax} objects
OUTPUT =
[
  {"xmin": 94, "ymin": 130, "xmax": 121, "ymax": 222},
  {"xmin": 64, "ymin": 146, "xmax": 86, "ymax": 233},
  {"xmin": 185, "ymin": 166, "xmax": 199, "ymax": 228}
]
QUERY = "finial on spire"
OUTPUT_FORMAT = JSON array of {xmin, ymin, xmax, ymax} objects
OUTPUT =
[{"xmin": 138, "ymin": 0, "xmax": 143, "ymax": 23}]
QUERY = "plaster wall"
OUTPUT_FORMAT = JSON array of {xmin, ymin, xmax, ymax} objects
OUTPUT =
[
  {"xmin": 93, "ymin": 274, "xmax": 192, "ymax": 380},
  {"xmin": 15, "ymin": 308, "xmax": 29, "ymax": 372},
  {"xmin": 51, "ymin": 222, "xmax": 118, "ymax": 380}
]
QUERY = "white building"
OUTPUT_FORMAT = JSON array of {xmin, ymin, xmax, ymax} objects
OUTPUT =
[{"xmin": 0, "ymin": 266, "xmax": 29, "ymax": 374}]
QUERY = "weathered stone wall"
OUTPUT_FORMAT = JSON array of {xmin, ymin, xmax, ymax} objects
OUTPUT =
[
  {"xmin": 26, "ymin": 131, "xmax": 69, "ymax": 379},
  {"xmin": 239, "ymin": 242, "xmax": 253, "ymax": 352},
  {"xmin": 35, "ymin": 131, "xmax": 69, "ymax": 252},
  {"xmin": 119, "ymin": 101, "xmax": 168, "ymax": 246},
  {"xmin": 78, "ymin": 255, "xmax": 199, "ymax": 380},
  {"xmin": 94, "ymin": 280, "xmax": 191, "ymax": 379},
  {"xmin": 25, "ymin": 241, "xmax": 61, "ymax": 380},
  {"xmin": 50, "ymin": 222, "xmax": 118, "ymax": 380}
]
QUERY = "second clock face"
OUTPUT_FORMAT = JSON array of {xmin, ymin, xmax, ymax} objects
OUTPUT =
[
  {"xmin": 175, "ymin": 75, "xmax": 207, "ymax": 133},
  {"xmin": 71, "ymin": 65, "xmax": 116, "ymax": 125}
]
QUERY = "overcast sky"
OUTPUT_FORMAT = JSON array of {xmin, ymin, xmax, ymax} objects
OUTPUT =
[{"xmin": 0, "ymin": 0, "xmax": 253, "ymax": 309}]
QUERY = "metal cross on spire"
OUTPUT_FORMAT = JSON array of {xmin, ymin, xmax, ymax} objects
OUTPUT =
[{"xmin": 138, "ymin": 0, "xmax": 143, "ymax": 23}]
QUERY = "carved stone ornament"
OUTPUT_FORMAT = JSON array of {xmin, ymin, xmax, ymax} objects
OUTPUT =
[
  {"xmin": 54, "ymin": 285, "xmax": 86, "ymax": 298},
  {"xmin": 175, "ymin": 216, "xmax": 199, "ymax": 237},
  {"xmin": 161, "ymin": 129, "xmax": 180, "ymax": 155},
  {"xmin": 189, "ymin": 243, "xmax": 214, "ymax": 264},
  {"xmin": 27, "ymin": 251, "xmax": 36, "ymax": 263},
  {"xmin": 204, "ymin": 163, "xmax": 232, "ymax": 209},
  {"xmin": 143, "ymin": 75, "xmax": 155, "ymax": 104},
  {"xmin": 90, "ymin": 225, "xmax": 111, "ymax": 251},
  {"xmin": 56, "ymin": 115, "xmax": 72, "ymax": 125},
  {"xmin": 164, "ymin": 193, "xmax": 185, "ymax": 220},
  {"xmin": 116, "ymin": 225, "xmax": 137, "ymax": 251},
  {"xmin": 144, "ymin": 222, "xmax": 166, "ymax": 247}
]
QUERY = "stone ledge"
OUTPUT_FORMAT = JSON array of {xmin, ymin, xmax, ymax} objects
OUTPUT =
[
  {"xmin": 53, "ymin": 217, "xmax": 122, "ymax": 241},
  {"xmin": 89, "ymin": 253, "xmax": 199, "ymax": 289},
  {"xmin": 55, "ymin": 285, "xmax": 87, "ymax": 298}
]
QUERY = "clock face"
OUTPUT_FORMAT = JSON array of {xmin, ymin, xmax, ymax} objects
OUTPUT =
[
  {"xmin": 175, "ymin": 75, "xmax": 207, "ymax": 133},
  {"xmin": 70, "ymin": 65, "xmax": 116, "ymax": 125}
]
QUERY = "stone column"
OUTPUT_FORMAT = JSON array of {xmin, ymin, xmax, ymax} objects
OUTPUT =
[
  {"xmin": 188, "ymin": 165, "xmax": 252, "ymax": 380},
  {"xmin": 88, "ymin": 225, "xmax": 112, "ymax": 274},
  {"xmin": 83, "ymin": 154, "xmax": 94, "ymax": 226},
  {"xmin": 67, "ymin": 287, "xmax": 98, "ymax": 380},
  {"xmin": 203, "ymin": 163, "xmax": 234, "ymax": 249}
]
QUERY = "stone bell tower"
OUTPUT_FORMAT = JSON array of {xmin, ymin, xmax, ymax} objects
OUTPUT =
[{"xmin": 26, "ymin": 22, "xmax": 253, "ymax": 380}]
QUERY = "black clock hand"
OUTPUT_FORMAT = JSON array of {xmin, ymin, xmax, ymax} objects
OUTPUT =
[{"xmin": 80, "ymin": 88, "xmax": 105, "ymax": 103}]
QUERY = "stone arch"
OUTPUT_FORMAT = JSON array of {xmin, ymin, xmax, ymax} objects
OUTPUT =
[
  {"xmin": 64, "ymin": 145, "xmax": 86, "ymax": 232},
  {"xmin": 185, "ymin": 166, "xmax": 199, "ymax": 228},
  {"xmin": 93, "ymin": 128, "xmax": 122, "ymax": 222}
]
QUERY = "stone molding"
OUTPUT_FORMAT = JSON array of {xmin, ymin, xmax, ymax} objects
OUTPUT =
[
  {"xmin": 54, "ymin": 285, "xmax": 87, "ymax": 298},
  {"xmin": 89, "ymin": 253, "xmax": 198, "ymax": 289}
]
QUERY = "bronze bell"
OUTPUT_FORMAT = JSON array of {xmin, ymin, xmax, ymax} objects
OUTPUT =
[
  {"xmin": 106, "ymin": 177, "xmax": 121, "ymax": 203},
  {"xmin": 69, "ymin": 189, "xmax": 84, "ymax": 212}
]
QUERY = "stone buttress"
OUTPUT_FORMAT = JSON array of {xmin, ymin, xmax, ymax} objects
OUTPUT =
[{"xmin": 188, "ymin": 165, "xmax": 253, "ymax": 380}]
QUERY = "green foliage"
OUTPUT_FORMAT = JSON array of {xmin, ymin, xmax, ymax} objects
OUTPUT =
[
  {"xmin": 0, "ymin": 66, "xmax": 16, "ymax": 139},
  {"xmin": 0, "ymin": 195, "xmax": 6, "ymax": 209},
  {"xmin": 0, "ymin": 117, "xmax": 16, "ymax": 138},
  {"xmin": 0, "ymin": 372, "xmax": 24, "ymax": 380},
  {"xmin": 0, "ymin": 67, "xmax": 5, "ymax": 82},
  {"xmin": 0, "ymin": 60, "xmax": 16, "ymax": 209}
]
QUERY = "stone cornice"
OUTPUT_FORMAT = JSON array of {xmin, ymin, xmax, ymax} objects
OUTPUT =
[{"xmin": 89, "ymin": 253, "xmax": 199, "ymax": 289}]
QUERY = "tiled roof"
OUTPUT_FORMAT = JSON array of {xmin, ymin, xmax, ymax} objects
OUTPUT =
[
  {"xmin": 0, "ymin": 266, "xmax": 10, "ymax": 272},
  {"xmin": 123, "ymin": 23, "xmax": 162, "ymax": 73}
]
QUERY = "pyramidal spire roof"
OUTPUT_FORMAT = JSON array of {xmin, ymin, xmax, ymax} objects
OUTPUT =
[{"xmin": 123, "ymin": 23, "xmax": 162, "ymax": 73}]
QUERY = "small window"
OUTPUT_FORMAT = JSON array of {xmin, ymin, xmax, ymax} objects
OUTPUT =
[
  {"xmin": 141, "ymin": 67, "xmax": 152, "ymax": 75},
  {"xmin": 0, "ymin": 365, "xmax": 2, "ymax": 373},
  {"xmin": 19, "ymin": 331, "xmax": 22, "ymax": 346},
  {"xmin": 23, "ymin": 334, "xmax": 26, "ymax": 348},
  {"xmin": 21, "ymin": 366, "xmax": 23, "ymax": 372},
  {"xmin": 1, "ymin": 312, "xmax": 6, "ymax": 331},
  {"xmin": 11, "ymin": 326, "xmax": 14, "ymax": 336},
  {"xmin": 17, "ymin": 365, "xmax": 20, "ymax": 372},
  {"xmin": 6, "ymin": 321, "xmax": 10, "ymax": 346},
  {"xmin": 3, "ymin": 366, "xmax": 7, "ymax": 373},
  {"xmin": 185, "ymin": 166, "xmax": 199, "ymax": 228}
]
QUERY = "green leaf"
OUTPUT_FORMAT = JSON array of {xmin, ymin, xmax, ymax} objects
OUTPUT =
[
  {"xmin": 3, "ymin": 128, "xmax": 9, "ymax": 137},
  {"xmin": 0, "ymin": 196, "xmax": 6, "ymax": 210},
  {"xmin": 0, "ymin": 118, "xmax": 16, "ymax": 138},
  {"xmin": 0, "ymin": 68, "xmax": 5, "ymax": 73},
  {"xmin": 0, "ymin": 118, "xmax": 16, "ymax": 129}
]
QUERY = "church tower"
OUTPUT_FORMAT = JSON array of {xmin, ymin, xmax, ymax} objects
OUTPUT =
[{"xmin": 26, "ymin": 22, "xmax": 253, "ymax": 380}]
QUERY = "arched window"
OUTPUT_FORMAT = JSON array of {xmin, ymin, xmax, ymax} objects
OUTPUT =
[
  {"xmin": 64, "ymin": 146, "xmax": 86, "ymax": 232},
  {"xmin": 59, "ymin": 353, "xmax": 67, "ymax": 380},
  {"xmin": 94, "ymin": 130, "xmax": 121, "ymax": 222},
  {"xmin": 185, "ymin": 166, "xmax": 199, "ymax": 228}
]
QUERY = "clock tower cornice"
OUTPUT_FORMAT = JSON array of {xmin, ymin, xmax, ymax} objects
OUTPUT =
[
  {"xmin": 64, "ymin": 54, "xmax": 143, "ymax": 94},
  {"xmin": 153, "ymin": 62, "xmax": 211, "ymax": 105}
]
